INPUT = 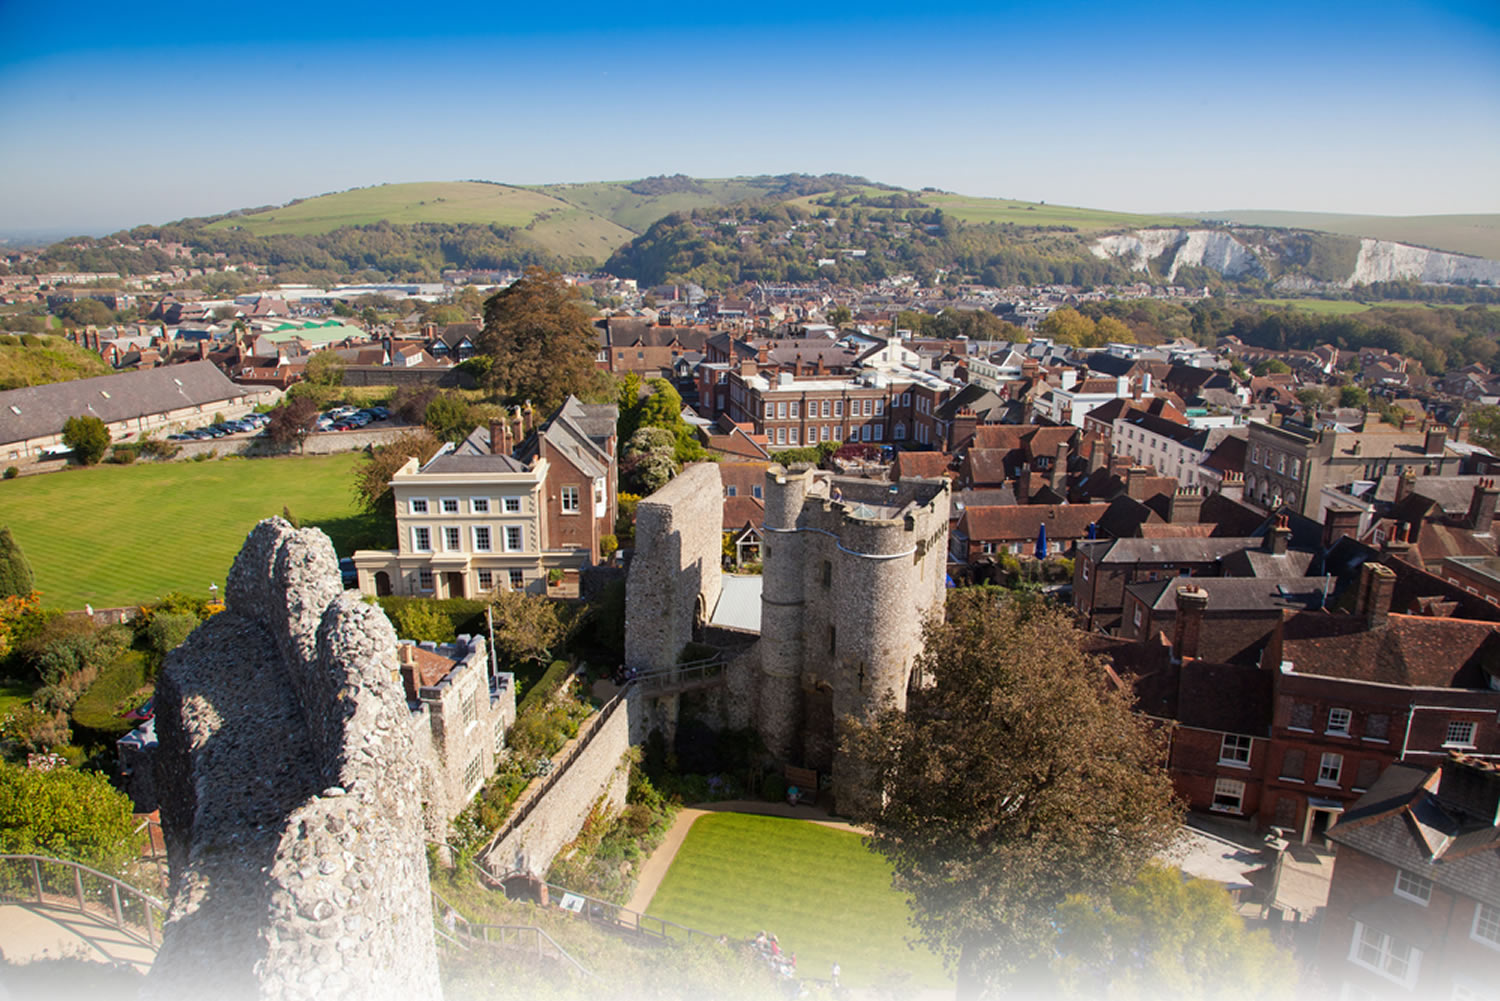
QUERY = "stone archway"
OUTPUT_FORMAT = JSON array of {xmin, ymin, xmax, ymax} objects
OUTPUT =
[{"xmin": 375, "ymin": 571, "xmax": 392, "ymax": 597}]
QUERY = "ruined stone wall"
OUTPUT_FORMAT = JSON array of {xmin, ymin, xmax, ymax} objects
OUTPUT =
[
  {"xmin": 151, "ymin": 519, "xmax": 441, "ymax": 1001},
  {"xmin": 481, "ymin": 692, "xmax": 633, "ymax": 877},
  {"xmin": 624, "ymin": 462, "xmax": 724, "ymax": 672}
]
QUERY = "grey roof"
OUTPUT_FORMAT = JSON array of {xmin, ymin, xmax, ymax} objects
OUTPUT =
[
  {"xmin": 1091, "ymin": 537, "xmax": 1261, "ymax": 565},
  {"xmin": 710, "ymin": 573, "xmax": 762, "ymax": 632},
  {"xmin": 1125, "ymin": 576, "xmax": 1330, "ymax": 613},
  {"xmin": 1375, "ymin": 473, "xmax": 1489, "ymax": 514},
  {"xmin": 1329, "ymin": 763, "xmax": 1500, "ymax": 909},
  {"xmin": 1, "ymin": 361, "xmax": 248, "ymax": 445},
  {"xmin": 1220, "ymin": 548, "xmax": 1317, "ymax": 578}
]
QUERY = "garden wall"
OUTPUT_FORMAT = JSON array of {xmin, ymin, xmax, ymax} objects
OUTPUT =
[{"xmin": 481, "ymin": 692, "xmax": 633, "ymax": 879}]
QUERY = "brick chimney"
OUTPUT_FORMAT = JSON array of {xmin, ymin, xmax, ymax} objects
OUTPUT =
[
  {"xmin": 1264, "ymin": 513, "xmax": 1292, "ymax": 555},
  {"xmin": 1051, "ymin": 440, "xmax": 1069, "ymax": 493},
  {"xmin": 1395, "ymin": 469, "xmax": 1417, "ymax": 504},
  {"xmin": 1468, "ymin": 478, "xmax": 1499, "ymax": 534},
  {"xmin": 1425, "ymin": 423, "xmax": 1449, "ymax": 456},
  {"xmin": 1173, "ymin": 585, "xmax": 1209, "ymax": 661},
  {"xmin": 398, "ymin": 643, "xmax": 420, "ymax": 703},
  {"xmin": 1169, "ymin": 485, "xmax": 1203, "ymax": 525},
  {"xmin": 1360, "ymin": 562, "xmax": 1397, "ymax": 630},
  {"xmin": 1436, "ymin": 753, "xmax": 1500, "ymax": 827},
  {"xmin": 1016, "ymin": 468, "xmax": 1033, "ymax": 504},
  {"xmin": 1323, "ymin": 504, "xmax": 1362, "ymax": 548},
  {"xmin": 1382, "ymin": 521, "xmax": 1413, "ymax": 557},
  {"xmin": 490, "ymin": 420, "xmax": 510, "ymax": 456},
  {"xmin": 1125, "ymin": 466, "xmax": 1150, "ymax": 501}
]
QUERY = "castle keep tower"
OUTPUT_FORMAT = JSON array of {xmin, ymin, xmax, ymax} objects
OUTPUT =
[{"xmin": 759, "ymin": 466, "xmax": 950, "ymax": 797}]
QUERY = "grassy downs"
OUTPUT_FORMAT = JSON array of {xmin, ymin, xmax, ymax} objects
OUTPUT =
[
  {"xmin": 0, "ymin": 334, "xmax": 113, "ymax": 390},
  {"xmin": 1255, "ymin": 298, "xmax": 1470, "ymax": 315},
  {"xmin": 919, "ymin": 194, "xmax": 1190, "ymax": 232},
  {"xmin": 1210, "ymin": 210, "xmax": 1500, "ymax": 261},
  {"xmin": 0, "ymin": 453, "xmax": 373, "ymax": 609},
  {"xmin": 204, "ymin": 181, "xmax": 574, "ymax": 236},
  {"xmin": 645, "ymin": 812, "xmax": 949, "ymax": 991}
]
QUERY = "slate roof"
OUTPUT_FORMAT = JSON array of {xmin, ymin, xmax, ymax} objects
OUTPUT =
[
  {"xmin": 1126, "ymin": 576, "xmax": 1329, "ymax": 613},
  {"xmin": 1, "ymin": 361, "xmax": 248, "ymax": 444},
  {"xmin": 1088, "ymin": 537, "xmax": 1262, "ymax": 565},
  {"xmin": 1328, "ymin": 760, "xmax": 1500, "ymax": 909}
]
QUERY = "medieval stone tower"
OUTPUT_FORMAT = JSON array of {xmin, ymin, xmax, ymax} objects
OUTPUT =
[{"xmin": 758, "ymin": 465, "xmax": 950, "ymax": 794}]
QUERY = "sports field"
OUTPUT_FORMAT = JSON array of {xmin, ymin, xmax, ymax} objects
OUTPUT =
[
  {"xmin": 645, "ymin": 812, "xmax": 949, "ymax": 991},
  {"xmin": 0, "ymin": 453, "xmax": 376, "ymax": 610}
]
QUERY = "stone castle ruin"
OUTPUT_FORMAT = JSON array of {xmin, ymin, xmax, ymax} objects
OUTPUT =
[
  {"xmin": 150, "ymin": 519, "xmax": 442, "ymax": 1001},
  {"xmin": 625, "ymin": 462, "xmax": 950, "ymax": 807}
]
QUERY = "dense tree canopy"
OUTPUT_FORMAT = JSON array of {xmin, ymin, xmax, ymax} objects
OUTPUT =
[
  {"xmin": 478, "ymin": 268, "xmax": 601, "ymax": 412},
  {"xmin": 354, "ymin": 428, "xmax": 443, "ymax": 517},
  {"xmin": 61, "ymin": 415, "xmax": 110, "ymax": 465},
  {"xmin": 845, "ymin": 593, "xmax": 1182, "ymax": 999},
  {"xmin": 266, "ymin": 396, "xmax": 319, "ymax": 451},
  {"xmin": 1051, "ymin": 863, "xmax": 1295, "ymax": 1001},
  {"xmin": 0, "ymin": 527, "xmax": 35, "ymax": 599},
  {"xmin": 0, "ymin": 761, "xmax": 143, "ymax": 873}
]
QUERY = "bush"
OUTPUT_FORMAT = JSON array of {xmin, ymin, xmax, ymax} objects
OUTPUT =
[
  {"xmin": 105, "ymin": 445, "xmax": 137, "ymax": 464},
  {"xmin": 146, "ymin": 611, "xmax": 199, "ymax": 661},
  {"xmin": 599, "ymin": 533, "xmax": 619, "ymax": 561},
  {"xmin": 376, "ymin": 596, "xmax": 487, "ymax": 639},
  {"xmin": 61, "ymin": 415, "xmax": 109, "ymax": 465},
  {"xmin": 515, "ymin": 658, "xmax": 573, "ymax": 717},
  {"xmin": 760, "ymin": 773, "xmax": 786, "ymax": 802},
  {"xmin": 390, "ymin": 600, "xmax": 455, "ymax": 643},
  {"xmin": 3, "ymin": 467, "xmax": 17, "ymax": 480}
]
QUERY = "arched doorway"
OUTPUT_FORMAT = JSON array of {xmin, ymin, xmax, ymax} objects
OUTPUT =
[{"xmin": 374, "ymin": 571, "xmax": 392, "ymax": 597}]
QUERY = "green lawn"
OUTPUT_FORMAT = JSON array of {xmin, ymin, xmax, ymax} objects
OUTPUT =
[
  {"xmin": 646, "ymin": 812, "xmax": 950, "ymax": 991},
  {"xmin": 1255, "ymin": 298, "xmax": 1471, "ymax": 315},
  {"xmin": 919, "ymin": 194, "xmax": 1190, "ymax": 232},
  {"xmin": 203, "ymin": 181, "xmax": 574, "ymax": 236},
  {"xmin": 0, "ymin": 453, "xmax": 382, "ymax": 610},
  {"xmin": 0, "ymin": 679, "xmax": 35, "ymax": 717}
]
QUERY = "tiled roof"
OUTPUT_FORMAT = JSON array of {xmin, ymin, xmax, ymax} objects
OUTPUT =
[
  {"xmin": 1280, "ymin": 611, "xmax": 1500, "ymax": 688},
  {"xmin": 957, "ymin": 503, "xmax": 1111, "ymax": 543},
  {"xmin": 894, "ymin": 451, "xmax": 950, "ymax": 479}
]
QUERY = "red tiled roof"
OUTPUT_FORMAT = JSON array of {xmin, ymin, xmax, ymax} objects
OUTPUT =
[
  {"xmin": 1280, "ymin": 611, "xmax": 1500, "ymax": 688},
  {"xmin": 958, "ymin": 503, "xmax": 1112, "ymax": 543},
  {"xmin": 894, "ymin": 451, "xmax": 950, "ymax": 479}
]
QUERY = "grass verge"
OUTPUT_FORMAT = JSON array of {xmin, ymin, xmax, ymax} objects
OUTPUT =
[{"xmin": 70, "ymin": 649, "xmax": 148, "ymax": 736}]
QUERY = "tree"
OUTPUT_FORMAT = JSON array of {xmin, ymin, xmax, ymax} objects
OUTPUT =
[
  {"xmin": 1295, "ymin": 387, "xmax": 1330, "ymax": 410},
  {"xmin": 477, "ymin": 267, "xmax": 600, "ymax": 412},
  {"xmin": 303, "ymin": 350, "xmax": 345, "ymax": 388},
  {"xmin": 827, "ymin": 305, "xmax": 853, "ymax": 328},
  {"xmin": 1039, "ymin": 307, "xmax": 1099, "ymax": 347},
  {"xmin": 1469, "ymin": 405, "xmax": 1500, "ymax": 451},
  {"xmin": 1252, "ymin": 358, "xmax": 1291, "ymax": 376},
  {"xmin": 620, "ymin": 427, "xmax": 679, "ymax": 494},
  {"xmin": 1338, "ymin": 384, "xmax": 1369, "ymax": 409},
  {"xmin": 266, "ymin": 396, "xmax": 319, "ymax": 452},
  {"xmin": 53, "ymin": 298, "xmax": 113, "ymax": 327},
  {"xmin": 844, "ymin": 593, "xmax": 1182, "ymax": 998},
  {"xmin": 0, "ymin": 526, "xmax": 35, "ymax": 599},
  {"xmin": 0, "ymin": 760, "xmax": 143, "ymax": 874},
  {"xmin": 61, "ymin": 415, "xmax": 109, "ymax": 465},
  {"xmin": 486, "ymin": 588, "xmax": 567, "ymax": 665},
  {"xmin": 424, "ymin": 392, "xmax": 475, "ymax": 443},
  {"xmin": 1051, "ymin": 863, "xmax": 1295, "ymax": 1001},
  {"xmin": 354, "ymin": 428, "xmax": 443, "ymax": 517}
]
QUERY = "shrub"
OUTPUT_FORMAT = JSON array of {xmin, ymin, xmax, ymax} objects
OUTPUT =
[
  {"xmin": 105, "ymin": 445, "xmax": 137, "ymax": 464},
  {"xmin": 514, "ymin": 658, "xmax": 573, "ymax": 718},
  {"xmin": 61, "ymin": 415, "xmax": 109, "ymax": 465},
  {"xmin": 391, "ymin": 600, "xmax": 456, "ymax": 643},
  {"xmin": 599, "ymin": 533, "xmax": 619, "ymax": 560},
  {"xmin": 146, "ymin": 611, "xmax": 199, "ymax": 661},
  {"xmin": 760, "ymin": 773, "xmax": 786, "ymax": 802},
  {"xmin": 3, "ymin": 466, "xmax": 17, "ymax": 480}
]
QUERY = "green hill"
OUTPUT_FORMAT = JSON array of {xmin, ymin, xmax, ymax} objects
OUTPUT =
[
  {"xmin": 1203, "ymin": 210, "xmax": 1500, "ymax": 261},
  {"xmin": 206, "ymin": 181, "xmax": 568, "ymax": 235}
]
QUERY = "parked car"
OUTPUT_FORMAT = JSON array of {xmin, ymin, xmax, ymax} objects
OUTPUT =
[{"xmin": 338, "ymin": 557, "xmax": 357, "ymax": 589}]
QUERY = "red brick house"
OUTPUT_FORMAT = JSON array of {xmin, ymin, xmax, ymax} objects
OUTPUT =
[{"xmin": 1318, "ymin": 755, "xmax": 1500, "ymax": 998}]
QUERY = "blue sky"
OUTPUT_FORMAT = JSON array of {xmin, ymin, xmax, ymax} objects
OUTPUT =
[{"xmin": 1, "ymin": 1, "xmax": 1496, "ymax": 235}]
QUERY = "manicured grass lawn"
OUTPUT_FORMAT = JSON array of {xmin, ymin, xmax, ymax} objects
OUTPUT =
[
  {"xmin": 71, "ymin": 649, "xmax": 149, "ymax": 736},
  {"xmin": 0, "ymin": 678, "xmax": 35, "ymax": 717},
  {"xmin": 0, "ymin": 453, "xmax": 381, "ymax": 610},
  {"xmin": 646, "ymin": 813, "xmax": 950, "ymax": 991}
]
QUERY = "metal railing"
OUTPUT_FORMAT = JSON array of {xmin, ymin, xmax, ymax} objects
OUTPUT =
[
  {"xmin": 481, "ymin": 691, "xmax": 628, "ymax": 857},
  {"xmin": 431, "ymin": 887, "xmax": 591, "ymax": 978},
  {"xmin": 630, "ymin": 656, "xmax": 726, "ymax": 695},
  {"xmin": 0, "ymin": 854, "xmax": 168, "ymax": 950},
  {"xmin": 471, "ymin": 864, "xmax": 723, "ymax": 950}
]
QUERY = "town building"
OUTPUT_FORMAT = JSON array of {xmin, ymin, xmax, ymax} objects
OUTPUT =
[{"xmin": 353, "ymin": 397, "xmax": 617, "ymax": 598}]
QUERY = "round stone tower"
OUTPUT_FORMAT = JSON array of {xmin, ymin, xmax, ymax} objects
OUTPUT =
[{"xmin": 757, "ymin": 465, "xmax": 813, "ymax": 760}]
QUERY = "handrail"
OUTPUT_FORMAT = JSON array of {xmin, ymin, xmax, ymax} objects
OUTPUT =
[
  {"xmin": 430, "ymin": 886, "xmax": 591, "ymax": 977},
  {"xmin": 0, "ymin": 853, "xmax": 168, "ymax": 950},
  {"xmin": 481, "ymin": 692, "xmax": 627, "ymax": 856}
]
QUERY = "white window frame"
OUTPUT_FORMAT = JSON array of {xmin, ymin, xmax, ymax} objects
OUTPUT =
[
  {"xmin": 1219, "ymin": 734, "xmax": 1253, "ymax": 767},
  {"xmin": 504, "ymin": 525, "xmax": 523, "ymax": 552},
  {"xmin": 411, "ymin": 525, "xmax": 432, "ymax": 552},
  {"xmin": 776, "ymin": 427, "xmax": 786, "ymax": 445},
  {"xmin": 821, "ymin": 400, "xmax": 830, "ymax": 417},
  {"xmin": 834, "ymin": 400, "xmax": 844, "ymax": 418},
  {"xmin": 503, "ymin": 496, "xmax": 522, "ymax": 514},
  {"xmin": 441, "ymin": 497, "xmax": 460, "ymax": 514},
  {"xmin": 442, "ymin": 525, "xmax": 462, "ymax": 552},
  {"xmin": 477, "ymin": 569, "xmax": 493, "ymax": 591},
  {"xmin": 789, "ymin": 428, "xmax": 799, "ymax": 445},
  {"xmin": 1318, "ymin": 752, "xmax": 1343, "ymax": 787},
  {"xmin": 764, "ymin": 402, "xmax": 774, "ymax": 419},
  {"xmin": 1445, "ymin": 720, "xmax": 1478, "ymax": 748},
  {"xmin": 1211, "ymin": 777, "xmax": 1245, "ymax": 814},
  {"xmin": 417, "ymin": 569, "xmax": 434, "ymax": 593},
  {"xmin": 472, "ymin": 525, "xmax": 492, "ymax": 552},
  {"xmin": 777, "ymin": 401, "xmax": 787, "ymax": 419},
  {"xmin": 1474, "ymin": 902, "xmax": 1500, "ymax": 950},
  {"xmin": 1394, "ymin": 869, "xmax": 1432, "ymax": 906},
  {"xmin": 470, "ymin": 497, "xmax": 490, "ymax": 514},
  {"xmin": 1327, "ymin": 708, "xmax": 1352, "ymax": 736},
  {"xmin": 560, "ymin": 486, "xmax": 581, "ymax": 514},
  {"xmin": 409, "ymin": 497, "xmax": 429, "ymax": 514},
  {"xmin": 507, "ymin": 569, "xmax": 526, "ymax": 590},
  {"xmin": 1349, "ymin": 922, "xmax": 1420, "ymax": 988},
  {"xmin": 790, "ymin": 401, "xmax": 799, "ymax": 418}
]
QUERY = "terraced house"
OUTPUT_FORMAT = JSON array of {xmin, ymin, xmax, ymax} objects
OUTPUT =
[{"xmin": 353, "ymin": 397, "xmax": 617, "ymax": 597}]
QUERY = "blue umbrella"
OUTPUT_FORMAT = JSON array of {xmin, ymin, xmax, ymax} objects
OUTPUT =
[{"xmin": 1035, "ymin": 522, "xmax": 1048, "ymax": 560}]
